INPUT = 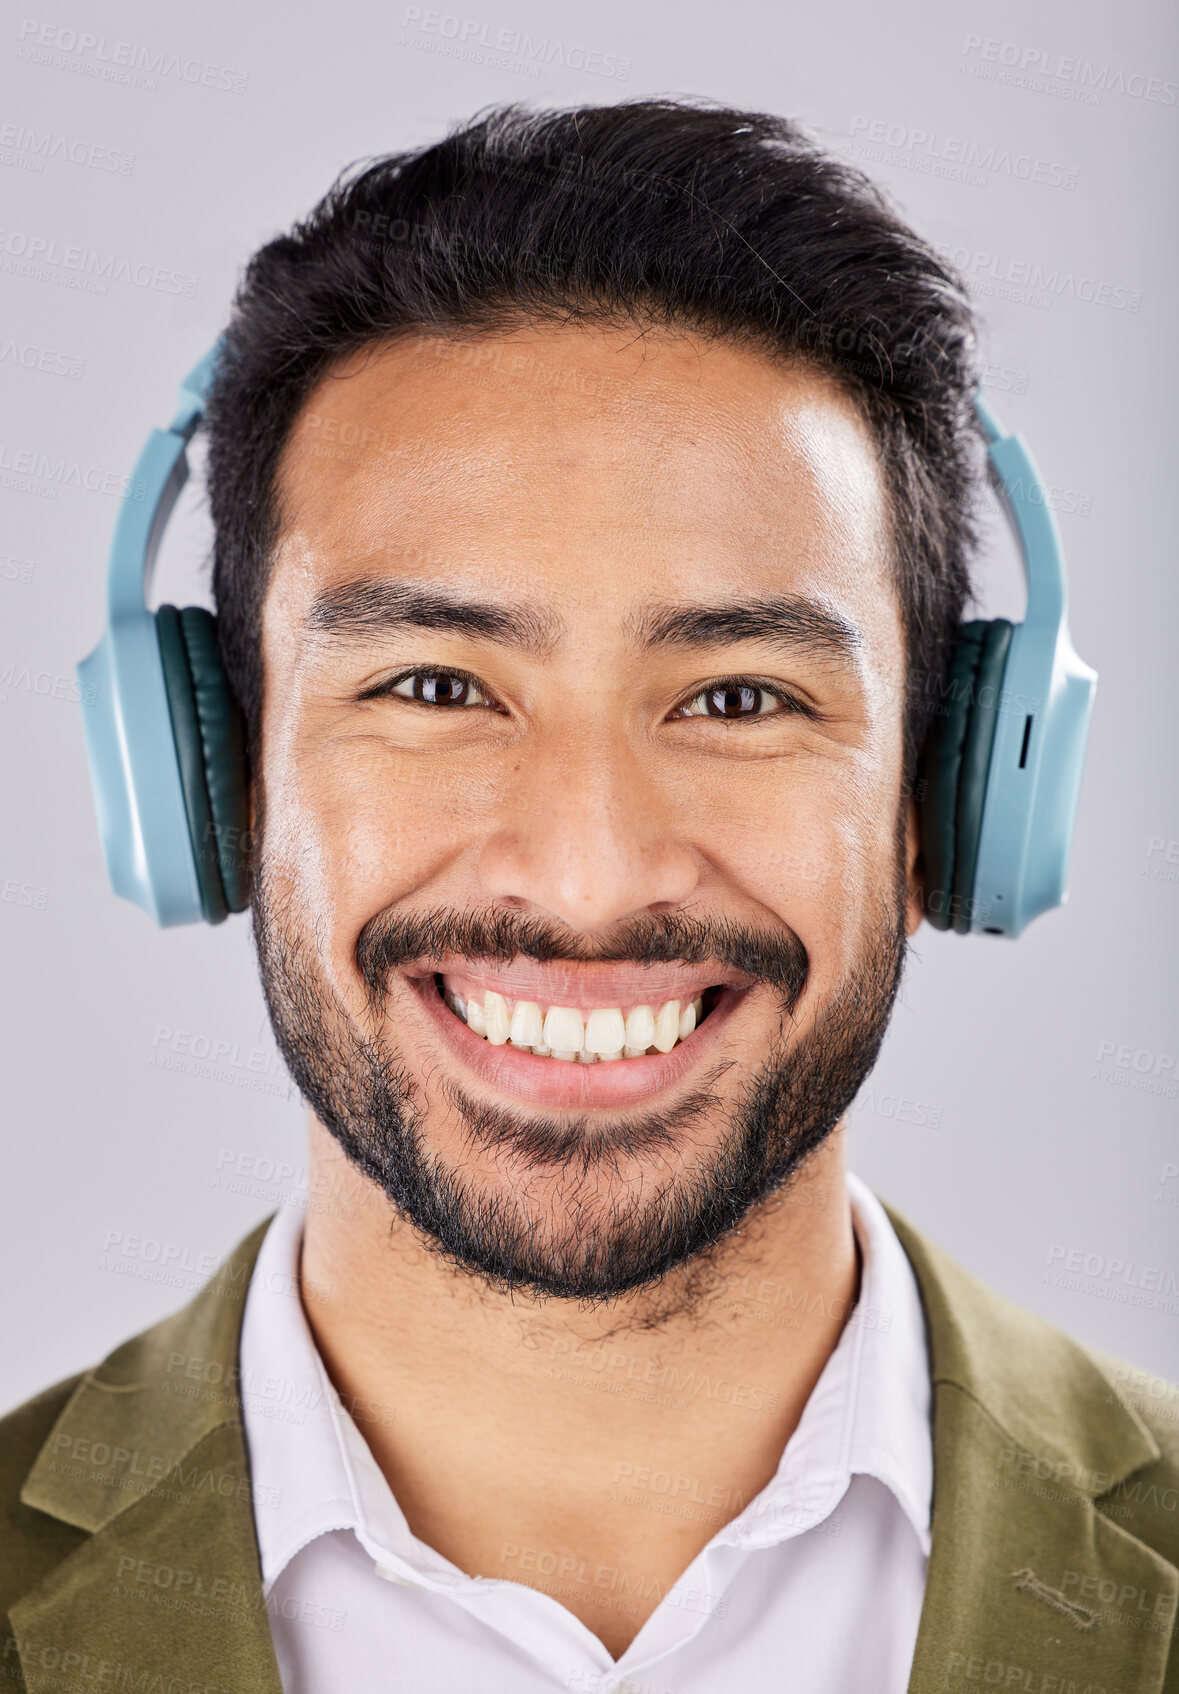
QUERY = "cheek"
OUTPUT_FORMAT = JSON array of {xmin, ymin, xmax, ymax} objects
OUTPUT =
[
  {"xmin": 700, "ymin": 764, "xmax": 889, "ymax": 987},
  {"xmin": 267, "ymin": 734, "xmax": 505, "ymax": 941}
]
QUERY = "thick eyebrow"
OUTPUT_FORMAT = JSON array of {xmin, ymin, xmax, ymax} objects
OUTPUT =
[
  {"xmin": 305, "ymin": 579, "xmax": 861, "ymax": 671},
  {"xmin": 305, "ymin": 579, "xmax": 562, "ymax": 654},
  {"xmin": 627, "ymin": 596, "xmax": 863, "ymax": 669}
]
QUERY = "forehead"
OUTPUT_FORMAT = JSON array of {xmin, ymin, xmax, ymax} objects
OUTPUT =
[{"xmin": 271, "ymin": 322, "xmax": 895, "ymax": 636}]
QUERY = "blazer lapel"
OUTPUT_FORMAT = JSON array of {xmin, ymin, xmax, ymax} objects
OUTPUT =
[
  {"xmin": 11, "ymin": 1218, "xmax": 283, "ymax": 1694},
  {"xmin": 12, "ymin": 1200, "xmax": 1176, "ymax": 1693},
  {"xmin": 886, "ymin": 1205, "xmax": 1178, "ymax": 1694}
]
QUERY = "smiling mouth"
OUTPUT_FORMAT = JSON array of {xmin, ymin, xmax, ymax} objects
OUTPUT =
[{"xmin": 433, "ymin": 974, "xmax": 724, "ymax": 1063}]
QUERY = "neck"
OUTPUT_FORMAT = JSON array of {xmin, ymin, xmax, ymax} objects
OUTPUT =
[{"xmin": 299, "ymin": 1112, "xmax": 859, "ymax": 1656}]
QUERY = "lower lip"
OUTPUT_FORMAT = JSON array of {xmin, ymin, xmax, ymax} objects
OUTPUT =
[{"xmin": 402, "ymin": 975, "xmax": 748, "ymax": 1108}]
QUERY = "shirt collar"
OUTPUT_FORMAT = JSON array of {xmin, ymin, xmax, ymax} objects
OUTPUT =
[
  {"xmin": 844, "ymin": 1170, "xmax": 933, "ymax": 1551},
  {"xmin": 728, "ymin": 1172, "xmax": 932, "ymax": 1555},
  {"xmin": 237, "ymin": 1200, "xmax": 356, "ymax": 1591},
  {"xmin": 240, "ymin": 1170, "xmax": 932, "ymax": 1593}
]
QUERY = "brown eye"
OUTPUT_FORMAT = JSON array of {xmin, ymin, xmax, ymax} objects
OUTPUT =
[
  {"xmin": 413, "ymin": 672, "xmax": 467, "ymax": 705},
  {"xmin": 673, "ymin": 678, "xmax": 810, "ymax": 723},
  {"xmin": 374, "ymin": 669, "xmax": 493, "ymax": 708},
  {"xmin": 707, "ymin": 684, "xmax": 762, "ymax": 718}
]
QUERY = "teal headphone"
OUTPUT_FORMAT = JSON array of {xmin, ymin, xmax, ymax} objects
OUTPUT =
[{"xmin": 76, "ymin": 341, "xmax": 1097, "ymax": 936}]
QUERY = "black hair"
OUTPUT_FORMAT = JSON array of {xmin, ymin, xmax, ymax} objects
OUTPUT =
[{"xmin": 206, "ymin": 97, "xmax": 986, "ymax": 792}]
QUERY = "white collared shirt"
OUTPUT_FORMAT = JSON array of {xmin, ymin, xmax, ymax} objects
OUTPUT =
[{"xmin": 239, "ymin": 1172, "xmax": 932, "ymax": 1692}]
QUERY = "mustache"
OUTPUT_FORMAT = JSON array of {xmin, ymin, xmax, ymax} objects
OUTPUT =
[{"xmin": 356, "ymin": 906, "xmax": 809, "ymax": 1008}]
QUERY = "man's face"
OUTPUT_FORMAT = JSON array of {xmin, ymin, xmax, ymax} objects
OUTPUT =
[{"xmin": 251, "ymin": 323, "xmax": 923, "ymax": 1303}]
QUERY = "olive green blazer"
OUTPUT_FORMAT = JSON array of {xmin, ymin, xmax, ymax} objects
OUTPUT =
[{"xmin": 2, "ymin": 1205, "xmax": 1177, "ymax": 1692}]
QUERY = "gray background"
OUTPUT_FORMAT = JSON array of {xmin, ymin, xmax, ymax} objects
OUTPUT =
[{"xmin": 2, "ymin": 0, "xmax": 1176, "ymax": 1413}]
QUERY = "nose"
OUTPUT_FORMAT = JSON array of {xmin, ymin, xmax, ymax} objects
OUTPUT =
[{"xmin": 476, "ymin": 727, "xmax": 701, "ymax": 934}]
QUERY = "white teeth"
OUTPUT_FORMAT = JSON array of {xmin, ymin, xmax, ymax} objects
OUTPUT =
[
  {"xmin": 543, "ymin": 1006, "xmax": 585, "ymax": 1052},
  {"xmin": 446, "ymin": 986, "xmax": 714, "ymax": 1062},
  {"xmin": 483, "ymin": 990, "xmax": 511, "ymax": 1046},
  {"xmin": 624, "ymin": 1005, "xmax": 656, "ymax": 1050},
  {"xmin": 508, "ymin": 1000, "xmax": 545, "ymax": 1048},
  {"xmin": 653, "ymin": 1001, "xmax": 681, "ymax": 1053},
  {"xmin": 585, "ymin": 1007, "xmax": 626, "ymax": 1056}
]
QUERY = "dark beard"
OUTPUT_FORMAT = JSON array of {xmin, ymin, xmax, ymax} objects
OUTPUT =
[{"xmin": 252, "ymin": 807, "xmax": 911, "ymax": 1308}]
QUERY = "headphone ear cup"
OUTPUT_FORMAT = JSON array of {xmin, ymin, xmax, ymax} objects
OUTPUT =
[
  {"xmin": 919, "ymin": 619, "xmax": 1013, "ymax": 933},
  {"xmin": 155, "ymin": 605, "xmax": 251, "ymax": 923},
  {"xmin": 177, "ymin": 608, "xmax": 252, "ymax": 913}
]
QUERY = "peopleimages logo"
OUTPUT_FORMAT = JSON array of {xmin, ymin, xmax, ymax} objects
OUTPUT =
[
  {"xmin": 848, "ymin": 116, "xmax": 1079, "ymax": 190},
  {"xmin": 0, "ymin": 336, "xmax": 84, "ymax": 379},
  {"xmin": 399, "ymin": 7, "xmax": 632, "ymax": 81},
  {"xmin": 0, "ymin": 662, "xmax": 96, "ymax": 705},
  {"xmin": 0, "ymin": 442, "xmax": 145, "ymax": 501},
  {"xmin": 1044, "ymin": 1244, "xmax": 1179, "ymax": 1310},
  {"xmin": 942, "ymin": 244, "xmax": 1142, "ymax": 315},
  {"xmin": 959, "ymin": 33, "xmax": 1178, "ymax": 106},
  {"xmin": 0, "ymin": 228, "xmax": 198, "ymax": 297},
  {"xmin": 1092, "ymin": 1038, "xmax": 1177, "ymax": 1099},
  {"xmin": 15, "ymin": 19, "xmax": 249, "ymax": 93},
  {"xmin": 0, "ymin": 122, "xmax": 134, "ymax": 175}
]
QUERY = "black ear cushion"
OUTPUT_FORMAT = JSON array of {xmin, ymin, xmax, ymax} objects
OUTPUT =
[
  {"xmin": 919, "ymin": 619, "xmax": 1013, "ymax": 933},
  {"xmin": 175, "ymin": 607, "xmax": 251, "ymax": 914},
  {"xmin": 949, "ymin": 618, "xmax": 1013, "ymax": 934},
  {"xmin": 155, "ymin": 605, "xmax": 250, "ymax": 924},
  {"xmin": 157, "ymin": 605, "xmax": 227, "ymax": 924}
]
